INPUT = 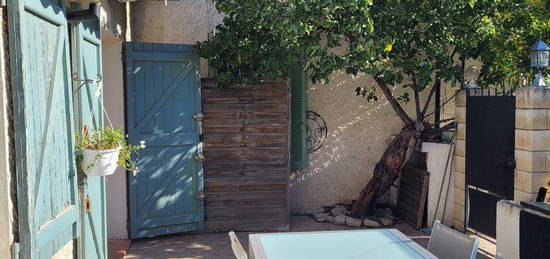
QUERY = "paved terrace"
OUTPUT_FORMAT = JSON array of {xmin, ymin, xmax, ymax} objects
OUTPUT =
[{"xmin": 123, "ymin": 216, "xmax": 496, "ymax": 259}]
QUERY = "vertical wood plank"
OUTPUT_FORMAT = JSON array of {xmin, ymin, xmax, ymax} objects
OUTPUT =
[
  {"xmin": 125, "ymin": 42, "xmax": 204, "ymax": 239},
  {"xmin": 201, "ymin": 79, "xmax": 290, "ymax": 231},
  {"xmin": 8, "ymin": 0, "xmax": 79, "ymax": 257}
]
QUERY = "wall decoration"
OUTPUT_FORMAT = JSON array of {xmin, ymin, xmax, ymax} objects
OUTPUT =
[{"xmin": 306, "ymin": 111, "xmax": 328, "ymax": 153}]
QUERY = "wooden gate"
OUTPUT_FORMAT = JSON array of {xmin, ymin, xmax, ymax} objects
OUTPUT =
[
  {"xmin": 71, "ymin": 20, "xmax": 107, "ymax": 259},
  {"xmin": 8, "ymin": 0, "xmax": 79, "ymax": 257},
  {"xmin": 125, "ymin": 43, "xmax": 204, "ymax": 239},
  {"xmin": 466, "ymin": 91, "xmax": 515, "ymax": 238}
]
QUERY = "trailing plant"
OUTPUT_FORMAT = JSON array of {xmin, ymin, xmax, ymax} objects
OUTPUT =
[{"xmin": 76, "ymin": 127, "xmax": 142, "ymax": 173}]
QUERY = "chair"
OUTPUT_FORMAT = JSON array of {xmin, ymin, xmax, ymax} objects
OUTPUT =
[
  {"xmin": 427, "ymin": 220, "xmax": 480, "ymax": 259},
  {"xmin": 229, "ymin": 231, "xmax": 248, "ymax": 259}
]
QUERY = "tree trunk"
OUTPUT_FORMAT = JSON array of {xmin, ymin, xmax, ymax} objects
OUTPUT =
[{"xmin": 350, "ymin": 127, "xmax": 418, "ymax": 218}]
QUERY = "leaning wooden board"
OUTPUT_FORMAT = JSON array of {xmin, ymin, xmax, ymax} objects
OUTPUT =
[
  {"xmin": 396, "ymin": 164, "xmax": 430, "ymax": 229},
  {"xmin": 201, "ymin": 79, "xmax": 290, "ymax": 231}
]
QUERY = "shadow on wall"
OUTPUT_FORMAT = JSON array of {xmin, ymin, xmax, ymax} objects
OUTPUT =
[{"xmin": 289, "ymin": 71, "xmax": 419, "ymax": 213}]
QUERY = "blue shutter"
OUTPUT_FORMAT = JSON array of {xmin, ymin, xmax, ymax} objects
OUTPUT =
[
  {"xmin": 71, "ymin": 20, "xmax": 107, "ymax": 259},
  {"xmin": 8, "ymin": 0, "xmax": 79, "ymax": 257},
  {"xmin": 125, "ymin": 42, "xmax": 204, "ymax": 238}
]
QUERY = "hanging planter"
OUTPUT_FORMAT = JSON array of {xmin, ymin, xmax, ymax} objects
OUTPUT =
[
  {"xmin": 81, "ymin": 147, "xmax": 121, "ymax": 176},
  {"xmin": 76, "ymin": 127, "xmax": 143, "ymax": 177}
]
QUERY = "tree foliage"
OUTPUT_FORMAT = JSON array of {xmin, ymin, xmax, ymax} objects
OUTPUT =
[
  {"xmin": 199, "ymin": 0, "xmax": 550, "ymax": 121},
  {"xmin": 198, "ymin": 0, "xmax": 550, "ymax": 217}
]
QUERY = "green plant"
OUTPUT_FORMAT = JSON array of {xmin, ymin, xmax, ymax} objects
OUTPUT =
[
  {"xmin": 198, "ymin": 0, "xmax": 550, "ymax": 217},
  {"xmin": 76, "ymin": 127, "xmax": 142, "ymax": 172}
]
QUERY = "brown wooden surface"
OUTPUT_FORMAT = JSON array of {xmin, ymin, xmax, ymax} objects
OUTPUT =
[
  {"xmin": 396, "ymin": 164, "xmax": 430, "ymax": 230},
  {"xmin": 202, "ymin": 79, "xmax": 290, "ymax": 231}
]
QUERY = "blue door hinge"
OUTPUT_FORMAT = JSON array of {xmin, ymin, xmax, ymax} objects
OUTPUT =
[{"xmin": 11, "ymin": 242, "xmax": 19, "ymax": 259}]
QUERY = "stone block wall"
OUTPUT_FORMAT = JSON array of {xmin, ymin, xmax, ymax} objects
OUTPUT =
[
  {"xmin": 514, "ymin": 88, "xmax": 550, "ymax": 201},
  {"xmin": 453, "ymin": 87, "xmax": 550, "ymax": 232},
  {"xmin": 453, "ymin": 90, "xmax": 466, "ymax": 232}
]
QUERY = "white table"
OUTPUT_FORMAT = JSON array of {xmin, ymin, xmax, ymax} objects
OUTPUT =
[{"xmin": 249, "ymin": 229, "xmax": 436, "ymax": 259}]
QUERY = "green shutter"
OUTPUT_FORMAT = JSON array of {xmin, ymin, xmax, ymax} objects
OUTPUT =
[{"xmin": 289, "ymin": 62, "xmax": 308, "ymax": 169}]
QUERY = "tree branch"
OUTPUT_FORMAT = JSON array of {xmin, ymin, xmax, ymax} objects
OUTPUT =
[
  {"xmin": 421, "ymin": 78, "xmax": 440, "ymax": 119},
  {"xmin": 412, "ymin": 74, "xmax": 422, "ymax": 120},
  {"xmin": 375, "ymin": 78, "xmax": 414, "ymax": 126},
  {"xmin": 424, "ymin": 91, "xmax": 457, "ymax": 118}
]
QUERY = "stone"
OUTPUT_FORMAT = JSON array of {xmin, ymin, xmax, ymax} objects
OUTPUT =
[
  {"xmin": 313, "ymin": 213, "xmax": 330, "ymax": 222},
  {"xmin": 455, "ymin": 140, "xmax": 466, "ymax": 157},
  {"xmin": 363, "ymin": 219, "xmax": 382, "ymax": 227},
  {"xmin": 322, "ymin": 206, "xmax": 335, "ymax": 212},
  {"xmin": 327, "ymin": 216, "xmax": 335, "ymax": 223},
  {"xmin": 380, "ymin": 217, "xmax": 395, "ymax": 226},
  {"xmin": 334, "ymin": 215, "xmax": 347, "ymax": 225},
  {"xmin": 306, "ymin": 207, "xmax": 326, "ymax": 215},
  {"xmin": 373, "ymin": 208, "xmax": 394, "ymax": 218},
  {"xmin": 454, "ymin": 155, "xmax": 465, "ymax": 173},
  {"xmin": 455, "ymin": 107, "xmax": 466, "ymax": 123},
  {"xmin": 345, "ymin": 216, "xmax": 362, "ymax": 227},
  {"xmin": 331, "ymin": 207, "xmax": 348, "ymax": 217}
]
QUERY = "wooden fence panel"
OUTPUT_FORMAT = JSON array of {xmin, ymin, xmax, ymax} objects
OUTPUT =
[{"xmin": 202, "ymin": 79, "xmax": 290, "ymax": 231}]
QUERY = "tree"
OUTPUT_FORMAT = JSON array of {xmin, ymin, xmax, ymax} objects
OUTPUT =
[{"xmin": 198, "ymin": 0, "xmax": 550, "ymax": 218}]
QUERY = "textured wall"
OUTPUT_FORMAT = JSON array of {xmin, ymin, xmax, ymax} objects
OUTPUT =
[
  {"xmin": 131, "ymin": 2, "xmax": 457, "ymax": 213},
  {"xmin": 0, "ymin": 7, "xmax": 15, "ymax": 259},
  {"xmin": 102, "ymin": 31, "xmax": 128, "ymax": 239},
  {"xmin": 131, "ymin": 1, "xmax": 222, "ymax": 44},
  {"xmin": 100, "ymin": 0, "xmax": 127, "ymax": 40},
  {"xmin": 290, "ymin": 73, "xmax": 425, "ymax": 212},
  {"xmin": 131, "ymin": 0, "xmax": 223, "ymax": 76}
]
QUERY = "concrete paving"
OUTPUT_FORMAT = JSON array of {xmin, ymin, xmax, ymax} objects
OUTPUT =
[{"xmin": 125, "ymin": 216, "xmax": 495, "ymax": 259}]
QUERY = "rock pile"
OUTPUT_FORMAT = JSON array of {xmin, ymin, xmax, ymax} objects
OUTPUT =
[{"xmin": 307, "ymin": 204, "xmax": 397, "ymax": 228}]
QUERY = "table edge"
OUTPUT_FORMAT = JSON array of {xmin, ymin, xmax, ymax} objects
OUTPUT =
[
  {"xmin": 249, "ymin": 233, "xmax": 267, "ymax": 259},
  {"xmin": 248, "ymin": 228, "xmax": 437, "ymax": 259}
]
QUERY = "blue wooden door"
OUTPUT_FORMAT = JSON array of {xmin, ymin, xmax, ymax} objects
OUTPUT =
[
  {"xmin": 70, "ymin": 21, "xmax": 107, "ymax": 259},
  {"xmin": 125, "ymin": 42, "xmax": 204, "ymax": 238},
  {"xmin": 7, "ymin": 0, "xmax": 79, "ymax": 258}
]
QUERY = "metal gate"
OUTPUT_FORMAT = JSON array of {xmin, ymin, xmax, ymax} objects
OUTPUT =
[{"xmin": 466, "ymin": 90, "xmax": 515, "ymax": 238}]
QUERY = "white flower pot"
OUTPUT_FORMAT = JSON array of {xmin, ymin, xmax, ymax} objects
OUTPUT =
[{"xmin": 81, "ymin": 147, "xmax": 121, "ymax": 176}]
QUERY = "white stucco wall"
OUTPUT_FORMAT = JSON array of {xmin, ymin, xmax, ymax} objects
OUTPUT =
[
  {"xmin": 102, "ymin": 30, "xmax": 128, "ymax": 239},
  {"xmin": 0, "ymin": 7, "xmax": 15, "ymax": 259},
  {"xmin": 496, "ymin": 200, "xmax": 521, "ymax": 259},
  {"xmin": 130, "ymin": 1, "xmax": 457, "ymax": 213},
  {"xmin": 422, "ymin": 142, "xmax": 454, "ymax": 227}
]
